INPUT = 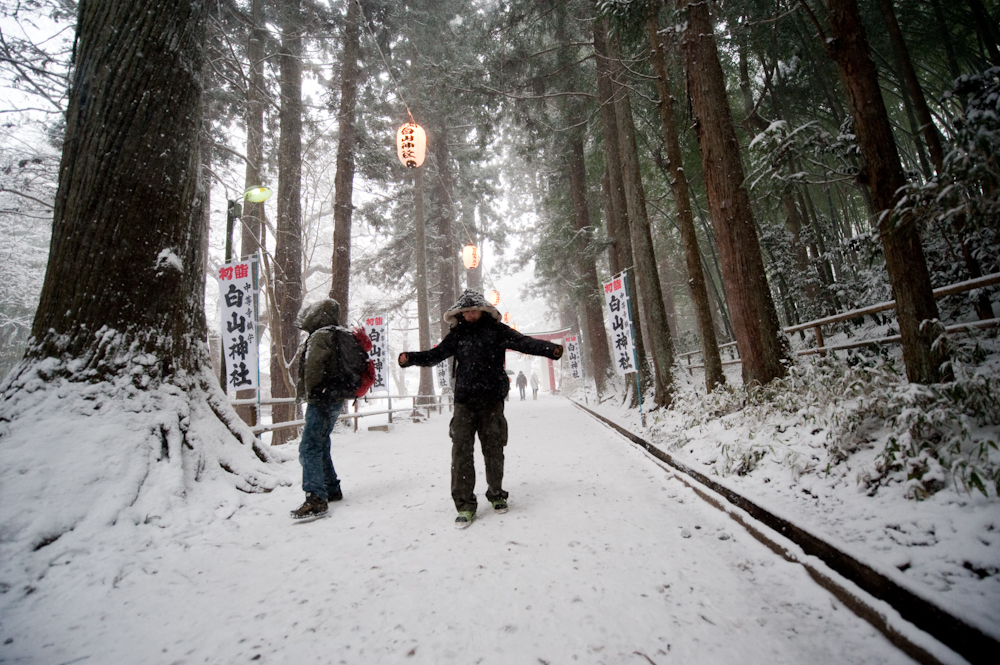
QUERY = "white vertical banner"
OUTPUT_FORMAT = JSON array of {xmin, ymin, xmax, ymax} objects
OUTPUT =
[
  {"xmin": 436, "ymin": 360, "xmax": 449, "ymax": 389},
  {"xmin": 218, "ymin": 259, "xmax": 258, "ymax": 390},
  {"xmin": 603, "ymin": 272, "xmax": 636, "ymax": 376},
  {"xmin": 565, "ymin": 334, "xmax": 582, "ymax": 379},
  {"xmin": 363, "ymin": 314, "xmax": 388, "ymax": 392}
]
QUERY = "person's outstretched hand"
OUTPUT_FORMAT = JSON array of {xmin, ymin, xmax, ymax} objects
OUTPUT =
[
  {"xmin": 398, "ymin": 352, "xmax": 409, "ymax": 367},
  {"xmin": 553, "ymin": 345, "xmax": 564, "ymax": 359}
]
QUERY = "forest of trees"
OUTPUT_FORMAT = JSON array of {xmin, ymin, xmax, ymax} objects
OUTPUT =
[{"xmin": 1, "ymin": 0, "xmax": 999, "ymax": 431}]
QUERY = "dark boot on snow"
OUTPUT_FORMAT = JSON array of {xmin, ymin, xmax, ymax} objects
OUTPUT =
[{"xmin": 291, "ymin": 493, "xmax": 329, "ymax": 521}]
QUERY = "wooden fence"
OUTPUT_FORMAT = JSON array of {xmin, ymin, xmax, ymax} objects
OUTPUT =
[{"xmin": 679, "ymin": 273, "xmax": 1000, "ymax": 371}]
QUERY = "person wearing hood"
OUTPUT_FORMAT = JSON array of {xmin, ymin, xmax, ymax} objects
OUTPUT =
[
  {"xmin": 289, "ymin": 298, "xmax": 350, "ymax": 521},
  {"xmin": 515, "ymin": 371, "xmax": 528, "ymax": 400},
  {"xmin": 398, "ymin": 289, "xmax": 564, "ymax": 528},
  {"xmin": 530, "ymin": 372, "xmax": 540, "ymax": 400}
]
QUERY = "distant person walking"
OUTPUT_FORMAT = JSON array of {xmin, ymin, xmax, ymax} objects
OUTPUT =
[
  {"xmin": 398, "ymin": 290, "xmax": 563, "ymax": 528},
  {"xmin": 530, "ymin": 372, "xmax": 539, "ymax": 400},
  {"xmin": 515, "ymin": 371, "xmax": 528, "ymax": 400}
]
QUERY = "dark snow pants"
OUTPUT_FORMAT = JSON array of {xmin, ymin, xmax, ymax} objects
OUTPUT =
[{"xmin": 449, "ymin": 400, "xmax": 509, "ymax": 513}]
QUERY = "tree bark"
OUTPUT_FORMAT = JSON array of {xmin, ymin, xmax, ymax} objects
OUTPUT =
[
  {"xmin": 27, "ymin": 0, "xmax": 209, "ymax": 377},
  {"xmin": 329, "ymin": 0, "xmax": 363, "ymax": 321},
  {"xmin": 593, "ymin": 15, "xmax": 654, "ymax": 406},
  {"xmin": 676, "ymin": 0, "xmax": 789, "ymax": 388},
  {"xmin": 236, "ymin": 0, "xmax": 267, "ymax": 427},
  {"xmin": 648, "ymin": 6, "xmax": 725, "ymax": 393},
  {"xmin": 413, "ymin": 166, "xmax": 435, "ymax": 404},
  {"xmin": 822, "ymin": 0, "xmax": 949, "ymax": 383},
  {"xmin": 567, "ymin": 132, "xmax": 611, "ymax": 397},
  {"xmin": 432, "ymin": 123, "xmax": 458, "ymax": 343},
  {"xmin": 271, "ymin": 0, "xmax": 304, "ymax": 444},
  {"xmin": 608, "ymin": 35, "xmax": 677, "ymax": 408}
]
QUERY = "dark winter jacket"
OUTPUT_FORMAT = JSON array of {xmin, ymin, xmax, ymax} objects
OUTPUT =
[
  {"xmin": 515, "ymin": 372, "xmax": 528, "ymax": 389},
  {"xmin": 402, "ymin": 314, "xmax": 561, "ymax": 405},
  {"xmin": 294, "ymin": 298, "xmax": 354, "ymax": 405}
]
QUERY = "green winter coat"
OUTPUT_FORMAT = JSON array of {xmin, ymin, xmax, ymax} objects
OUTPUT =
[{"xmin": 294, "ymin": 299, "xmax": 342, "ymax": 404}]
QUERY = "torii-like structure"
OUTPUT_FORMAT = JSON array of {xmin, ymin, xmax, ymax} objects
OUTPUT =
[{"xmin": 505, "ymin": 327, "xmax": 572, "ymax": 394}]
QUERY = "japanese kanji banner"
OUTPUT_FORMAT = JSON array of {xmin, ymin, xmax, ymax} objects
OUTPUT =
[
  {"xmin": 218, "ymin": 260, "xmax": 258, "ymax": 391},
  {"xmin": 603, "ymin": 273, "xmax": 636, "ymax": 376},
  {"xmin": 436, "ymin": 360, "xmax": 449, "ymax": 389},
  {"xmin": 565, "ymin": 334, "xmax": 582, "ymax": 379},
  {"xmin": 363, "ymin": 314, "xmax": 388, "ymax": 392}
]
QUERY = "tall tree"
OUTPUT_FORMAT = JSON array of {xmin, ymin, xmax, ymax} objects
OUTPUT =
[
  {"xmin": 810, "ymin": 0, "xmax": 950, "ymax": 384},
  {"xmin": 329, "ymin": 0, "xmax": 364, "ymax": 320},
  {"xmin": 675, "ymin": 0, "xmax": 789, "ymax": 388},
  {"xmin": 593, "ymin": 15, "xmax": 654, "ymax": 406},
  {"xmin": 272, "ymin": 0, "xmax": 305, "ymax": 444},
  {"xmin": 647, "ymin": 4, "xmax": 725, "ymax": 393},
  {"xmin": 413, "ymin": 166, "xmax": 436, "ymax": 403},
  {"xmin": 608, "ymin": 34, "xmax": 677, "ymax": 408},
  {"xmin": 1, "ymin": 0, "xmax": 279, "ymax": 537}
]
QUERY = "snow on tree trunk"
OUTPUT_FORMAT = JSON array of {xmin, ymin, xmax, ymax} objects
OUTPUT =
[
  {"xmin": 272, "ymin": 0, "xmax": 305, "ymax": 445},
  {"xmin": 676, "ymin": 0, "xmax": 790, "ymax": 388},
  {"xmin": 0, "ymin": 0, "xmax": 288, "ymax": 568}
]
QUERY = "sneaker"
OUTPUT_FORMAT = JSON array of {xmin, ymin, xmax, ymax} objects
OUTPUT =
[
  {"xmin": 454, "ymin": 510, "xmax": 475, "ymax": 529},
  {"xmin": 491, "ymin": 498, "xmax": 508, "ymax": 514},
  {"xmin": 290, "ymin": 493, "xmax": 329, "ymax": 521}
]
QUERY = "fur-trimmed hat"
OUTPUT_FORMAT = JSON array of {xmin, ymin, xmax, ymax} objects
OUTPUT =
[
  {"xmin": 295, "ymin": 298, "xmax": 340, "ymax": 332},
  {"xmin": 443, "ymin": 289, "xmax": 502, "ymax": 327}
]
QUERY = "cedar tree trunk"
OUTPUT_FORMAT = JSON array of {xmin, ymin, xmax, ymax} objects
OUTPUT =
[{"xmin": 676, "ymin": 0, "xmax": 789, "ymax": 387}]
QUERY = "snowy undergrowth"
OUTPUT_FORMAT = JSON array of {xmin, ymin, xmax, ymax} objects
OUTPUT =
[
  {"xmin": 0, "ymin": 358, "xmax": 293, "ymax": 593},
  {"xmin": 655, "ymin": 338, "xmax": 1000, "ymax": 502}
]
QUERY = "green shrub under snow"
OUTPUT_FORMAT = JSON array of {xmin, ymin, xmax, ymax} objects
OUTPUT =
[{"xmin": 662, "ymin": 338, "xmax": 1000, "ymax": 499}]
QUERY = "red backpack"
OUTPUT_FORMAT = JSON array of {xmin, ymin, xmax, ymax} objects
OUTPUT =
[{"xmin": 352, "ymin": 327, "xmax": 377, "ymax": 397}]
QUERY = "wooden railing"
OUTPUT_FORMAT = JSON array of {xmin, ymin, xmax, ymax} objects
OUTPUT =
[
  {"xmin": 231, "ymin": 393, "xmax": 453, "ymax": 434},
  {"xmin": 680, "ymin": 273, "xmax": 1000, "ymax": 370}
]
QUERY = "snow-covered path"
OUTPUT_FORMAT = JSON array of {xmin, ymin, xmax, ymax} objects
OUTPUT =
[{"xmin": 2, "ymin": 395, "xmax": 915, "ymax": 664}]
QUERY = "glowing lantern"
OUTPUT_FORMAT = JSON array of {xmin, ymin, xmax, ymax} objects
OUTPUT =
[
  {"xmin": 396, "ymin": 122, "xmax": 427, "ymax": 168},
  {"xmin": 486, "ymin": 290, "xmax": 500, "ymax": 306},
  {"xmin": 244, "ymin": 186, "xmax": 273, "ymax": 202},
  {"xmin": 462, "ymin": 244, "xmax": 479, "ymax": 269},
  {"xmin": 503, "ymin": 312, "xmax": 511, "ymax": 323},
  {"xmin": 511, "ymin": 323, "xmax": 518, "ymax": 331}
]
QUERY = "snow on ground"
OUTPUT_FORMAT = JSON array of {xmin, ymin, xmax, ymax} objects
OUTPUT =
[
  {"xmin": 583, "ymin": 341, "xmax": 1000, "ymax": 651},
  {"xmin": 0, "ymin": 395, "xmax": 922, "ymax": 664}
]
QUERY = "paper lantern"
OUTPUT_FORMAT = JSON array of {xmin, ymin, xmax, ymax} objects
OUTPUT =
[
  {"xmin": 511, "ymin": 323, "xmax": 518, "ymax": 331},
  {"xmin": 244, "ymin": 186, "xmax": 273, "ymax": 202},
  {"xmin": 486, "ymin": 290, "xmax": 500, "ymax": 306},
  {"xmin": 462, "ymin": 244, "xmax": 479, "ymax": 269},
  {"xmin": 503, "ymin": 312, "xmax": 511, "ymax": 323},
  {"xmin": 396, "ymin": 122, "xmax": 427, "ymax": 168}
]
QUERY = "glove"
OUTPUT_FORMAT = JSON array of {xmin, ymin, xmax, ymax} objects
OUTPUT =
[
  {"xmin": 398, "ymin": 352, "xmax": 410, "ymax": 367},
  {"xmin": 552, "ymin": 345, "xmax": 564, "ymax": 359}
]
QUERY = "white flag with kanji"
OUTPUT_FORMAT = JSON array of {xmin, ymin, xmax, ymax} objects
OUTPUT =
[
  {"xmin": 218, "ymin": 260, "xmax": 258, "ymax": 390},
  {"xmin": 603, "ymin": 274, "xmax": 636, "ymax": 376}
]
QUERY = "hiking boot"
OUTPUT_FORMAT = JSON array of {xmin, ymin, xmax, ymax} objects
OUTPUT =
[
  {"xmin": 290, "ymin": 492, "xmax": 328, "ymax": 521},
  {"xmin": 328, "ymin": 489, "xmax": 343, "ymax": 502},
  {"xmin": 490, "ymin": 498, "xmax": 508, "ymax": 514}
]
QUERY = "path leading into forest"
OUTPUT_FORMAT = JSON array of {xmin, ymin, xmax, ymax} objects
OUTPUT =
[{"xmin": 3, "ymin": 395, "xmax": 917, "ymax": 665}]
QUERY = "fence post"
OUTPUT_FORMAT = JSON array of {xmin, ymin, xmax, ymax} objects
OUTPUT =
[
  {"xmin": 814, "ymin": 325, "xmax": 826, "ymax": 358},
  {"xmin": 353, "ymin": 399, "xmax": 359, "ymax": 432}
]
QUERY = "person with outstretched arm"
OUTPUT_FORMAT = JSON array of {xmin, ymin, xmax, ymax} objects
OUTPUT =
[{"xmin": 398, "ymin": 290, "xmax": 563, "ymax": 529}]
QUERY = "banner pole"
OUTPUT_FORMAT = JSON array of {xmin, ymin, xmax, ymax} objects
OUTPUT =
[
  {"xmin": 253, "ymin": 254, "xmax": 262, "ymax": 428},
  {"xmin": 624, "ymin": 269, "xmax": 645, "ymax": 427}
]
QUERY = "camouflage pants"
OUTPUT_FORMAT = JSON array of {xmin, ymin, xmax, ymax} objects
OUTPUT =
[{"xmin": 449, "ymin": 400, "xmax": 509, "ymax": 513}]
